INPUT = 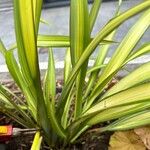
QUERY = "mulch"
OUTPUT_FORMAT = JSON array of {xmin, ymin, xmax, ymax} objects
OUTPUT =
[{"xmin": 0, "ymin": 80, "xmax": 112, "ymax": 150}]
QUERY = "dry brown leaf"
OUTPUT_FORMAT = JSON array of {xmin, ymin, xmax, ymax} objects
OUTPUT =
[
  {"xmin": 134, "ymin": 126, "xmax": 150, "ymax": 150},
  {"xmin": 109, "ymin": 131, "xmax": 146, "ymax": 150}
]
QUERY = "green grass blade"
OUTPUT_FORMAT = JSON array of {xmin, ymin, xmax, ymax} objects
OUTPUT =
[
  {"xmin": 0, "ymin": 39, "xmax": 7, "ymax": 56},
  {"xmin": 46, "ymin": 99, "xmax": 66, "ymax": 138},
  {"xmin": 86, "ymin": 9, "xmax": 150, "ymax": 110},
  {"xmin": 7, "ymin": 35, "xmax": 70, "ymax": 50},
  {"xmin": 33, "ymin": 0, "xmax": 43, "ymax": 34},
  {"xmin": 68, "ymin": 102, "xmax": 150, "ymax": 142},
  {"xmin": 103, "ymin": 110, "xmax": 150, "ymax": 131},
  {"xmin": 7, "ymin": 37, "xmax": 118, "ymax": 51},
  {"xmin": 38, "ymin": 37, "xmax": 115, "ymax": 47},
  {"xmin": 38, "ymin": 35, "xmax": 70, "ymax": 47},
  {"xmin": 58, "ymin": 1, "xmax": 150, "ymax": 116},
  {"xmin": 31, "ymin": 132, "xmax": 42, "ymax": 150},
  {"xmin": 0, "ymin": 87, "xmax": 18, "ymax": 108},
  {"xmin": 70, "ymin": 0, "xmax": 90, "ymax": 118},
  {"xmin": 40, "ymin": 18, "xmax": 50, "ymax": 26},
  {"xmin": 44, "ymin": 48, "xmax": 56, "ymax": 102},
  {"xmin": 64, "ymin": 48, "xmax": 72, "ymax": 84},
  {"xmin": 43, "ymin": 48, "xmax": 66, "ymax": 138},
  {"xmin": 13, "ymin": 0, "xmax": 40, "ymax": 83},
  {"xmin": 13, "ymin": 0, "xmax": 51, "ymax": 137},
  {"xmin": 86, "ymin": 65, "xmax": 106, "ymax": 75},
  {"xmin": 84, "ymin": 83, "xmax": 150, "ymax": 115},
  {"xmin": 84, "ymin": 30, "xmax": 116, "ymax": 99},
  {"xmin": 125, "ymin": 43, "xmax": 150, "ymax": 63},
  {"xmin": 5, "ymin": 50, "xmax": 25, "ymax": 90},
  {"xmin": 99, "ymin": 9, "xmax": 150, "ymax": 81},
  {"xmin": 103, "ymin": 62, "xmax": 150, "ymax": 99},
  {"xmin": 61, "ymin": 84, "xmax": 75, "ymax": 129},
  {"xmin": 0, "ymin": 105, "xmax": 32, "ymax": 128},
  {"xmin": 5, "ymin": 51, "xmax": 36, "ymax": 115},
  {"xmin": 0, "ymin": 84, "xmax": 25, "ymax": 106},
  {"xmin": 86, "ymin": 103, "xmax": 150, "ymax": 126},
  {"xmin": 89, "ymin": 0, "xmax": 102, "ymax": 32},
  {"xmin": 84, "ymin": 0, "xmax": 122, "ymax": 100},
  {"xmin": 0, "ymin": 85, "xmax": 35, "ymax": 127},
  {"xmin": 70, "ymin": 0, "xmax": 90, "ymax": 65}
]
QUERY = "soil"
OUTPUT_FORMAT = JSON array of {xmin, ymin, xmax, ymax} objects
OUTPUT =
[{"xmin": 0, "ymin": 80, "xmax": 112, "ymax": 150}]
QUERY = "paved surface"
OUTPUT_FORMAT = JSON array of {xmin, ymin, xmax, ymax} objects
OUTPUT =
[
  {"xmin": 0, "ymin": 0, "xmax": 12, "ymax": 9},
  {"xmin": 0, "ymin": 0, "xmax": 150, "ymax": 66}
]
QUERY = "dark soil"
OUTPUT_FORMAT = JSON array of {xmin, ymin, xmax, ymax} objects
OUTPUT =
[
  {"xmin": 0, "ymin": 80, "xmax": 112, "ymax": 150},
  {"xmin": 4, "ymin": 131, "xmax": 112, "ymax": 150},
  {"xmin": 67, "ymin": 132, "xmax": 112, "ymax": 150}
]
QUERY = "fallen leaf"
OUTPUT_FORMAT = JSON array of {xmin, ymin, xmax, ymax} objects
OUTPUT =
[
  {"xmin": 109, "ymin": 131, "xmax": 146, "ymax": 150},
  {"xmin": 134, "ymin": 126, "xmax": 150, "ymax": 150}
]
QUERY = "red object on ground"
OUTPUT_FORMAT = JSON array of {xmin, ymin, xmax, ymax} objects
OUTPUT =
[{"xmin": 0, "ymin": 125, "xmax": 13, "ymax": 142}]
